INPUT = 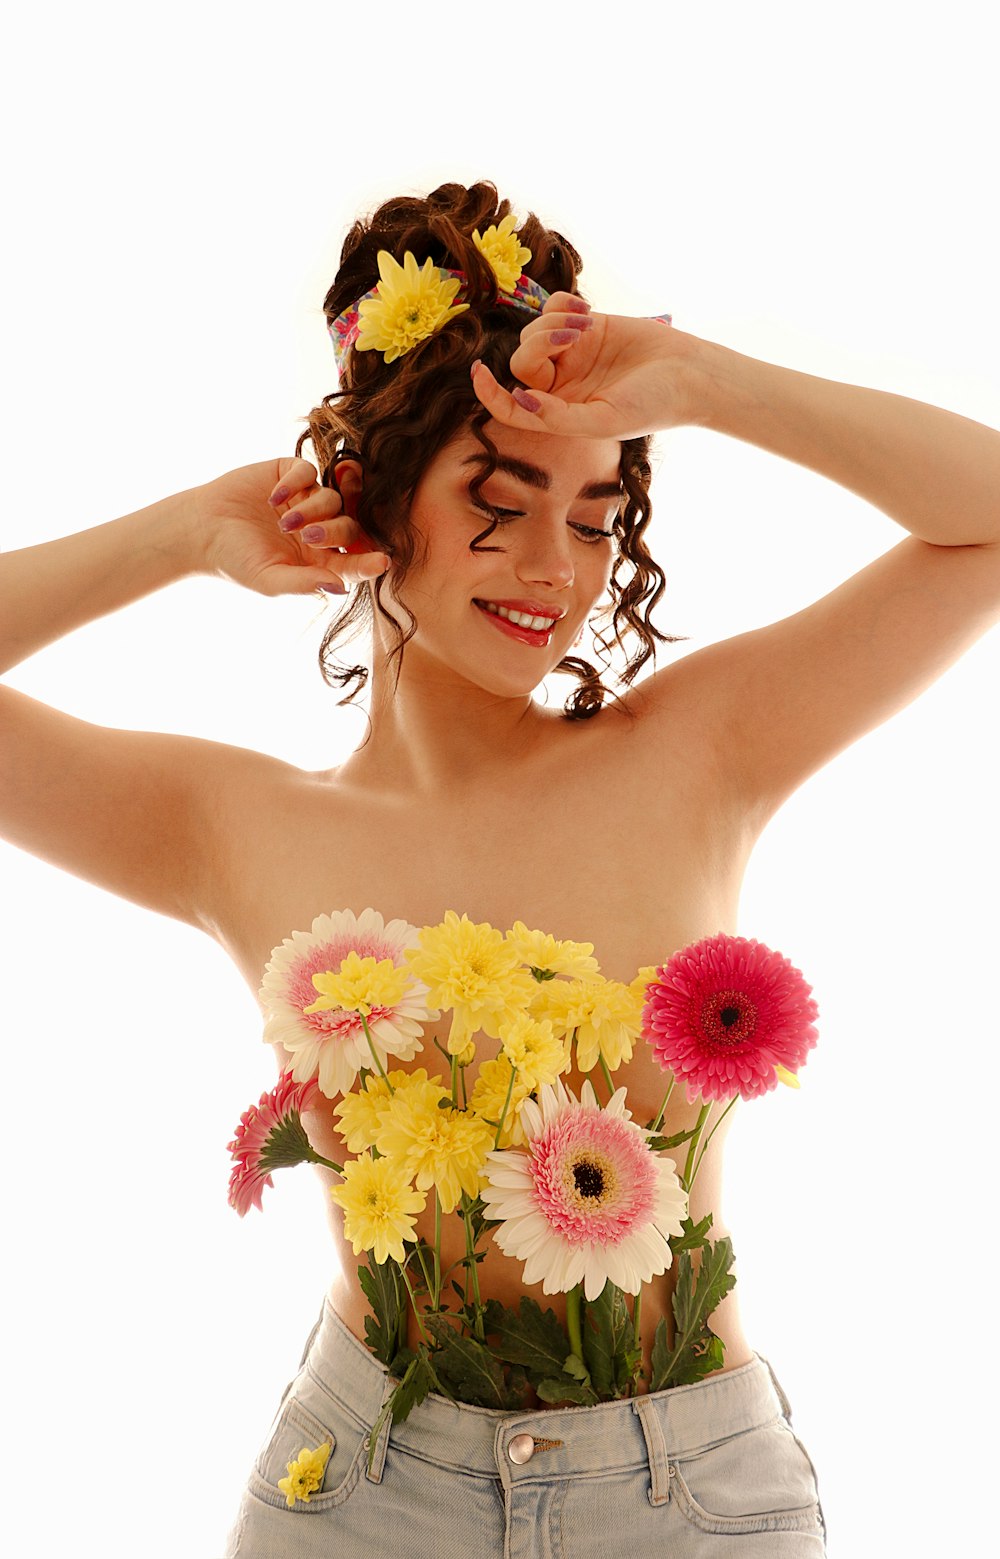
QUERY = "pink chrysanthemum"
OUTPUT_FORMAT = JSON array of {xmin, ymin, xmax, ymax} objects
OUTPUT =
[
  {"xmin": 480, "ymin": 1077, "xmax": 687, "ymax": 1300},
  {"xmin": 642, "ymin": 933, "xmax": 819, "ymax": 1103},
  {"xmin": 258, "ymin": 908, "xmax": 439, "ymax": 1099},
  {"xmin": 227, "ymin": 1071, "xmax": 320, "ymax": 1217}
]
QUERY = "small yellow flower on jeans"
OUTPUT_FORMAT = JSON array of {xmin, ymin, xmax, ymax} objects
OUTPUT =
[
  {"xmin": 472, "ymin": 214, "xmax": 533, "ymax": 293},
  {"xmin": 278, "ymin": 1440, "xmax": 332, "ymax": 1508}
]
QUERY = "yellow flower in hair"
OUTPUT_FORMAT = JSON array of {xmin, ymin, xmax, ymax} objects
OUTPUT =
[
  {"xmin": 278, "ymin": 1440, "xmax": 332, "ymax": 1507},
  {"xmin": 472, "ymin": 214, "xmax": 532, "ymax": 293},
  {"xmin": 356, "ymin": 250, "xmax": 470, "ymax": 364}
]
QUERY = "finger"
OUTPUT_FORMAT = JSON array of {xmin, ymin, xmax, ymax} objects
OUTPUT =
[
  {"xmin": 508, "ymin": 320, "xmax": 594, "ymax": 389},
  {"xmin": 541, "ymin": 291, "xmax": 591, "ymax": 316},
  {"xmin": 277, "ymin": 488, "xmax": 345, "ymax": 532},
  {"xmin": 470, "ymin": 360, "xmax": 590, "ymax": 436},
  {"xmin": 268, "ymin": 458, "xmax": 319, "ymax": 507}
]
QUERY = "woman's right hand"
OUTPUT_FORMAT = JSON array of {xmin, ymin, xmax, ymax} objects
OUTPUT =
[{"xmin": 194, "ymin": 456, "xmax": 390, "ymax": 597}]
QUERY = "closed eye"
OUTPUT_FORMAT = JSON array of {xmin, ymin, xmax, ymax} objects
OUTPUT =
[{"xmin": 472, "ymin": 502, "xmax": 614, "ymax": 544}]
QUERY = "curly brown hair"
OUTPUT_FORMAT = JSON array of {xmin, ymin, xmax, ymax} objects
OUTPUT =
[{"xmin": 293, "ymin": 180, "xmax": 684, "ymax": 722}]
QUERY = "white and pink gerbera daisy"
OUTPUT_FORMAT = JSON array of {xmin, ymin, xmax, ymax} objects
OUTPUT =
[
  {"xmin": 480, "ymin": 1077, "xmax": 688, "ymax": 1301},
  {"xmin": 258, "ymin": 908, "xmax": 439, "ymax": 1100}
]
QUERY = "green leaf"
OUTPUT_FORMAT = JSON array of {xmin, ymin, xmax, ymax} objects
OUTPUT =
[
  {"xmin": 357, "ymin": 1252, "xmax": 401, "ymax": 1367},
  {"xmin": 366, "ymin": 1351, "xmax": 435, "ymax": 1476},
  {"xmin": 562, "ymin": 1351, "xmax": 592, "ymax": 1384},
  {"xmin": 645, "ymin": 1126, "xmax": 702, "ymax": 1153},
  {"xmin": 491, "ymin": 1297, "xmax": 575, "ymax": 1383},
  {"xmin": 650, "ymin": 1238, "xmax": 737, "ymax": 1391},
  {"xmin": 534, "ymin": 1373, "xmax": 599, "ymax": 1406},
  {"xmin": 581, "ymin": 1282, "xmax": 632, "ymax": 1397},
  {"xmin": 424, "ymin": 1314, "xmax": 511, "ymax": 1408},
  {"xmin": 670, "ymin": 1213, "xmax": 715, "ymax": 1255}
]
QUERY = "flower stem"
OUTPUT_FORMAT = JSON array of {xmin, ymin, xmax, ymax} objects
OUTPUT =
[
  {"xmin": 632, "ymin": 1287, "xmax": 642, "ymax": 1357},
  {"xmin": 650, "ymin": 1075, "xmax": 675, "ymax": 1134},
  {"xmin": 451, "ymin": 1051, "xmax": 459, "ymax": 1107},
  {"xmin": 398, "ymin": 1263, "xmax": 430, "ymax": 1345},
  {"xmin": 682, "ymin": 1102, "xmax": 713, "ymax": 1190},
  {"xmin": 494, "ymin": 1062, "xmax": 518, "ymax": 1149},
  {"xmin": 303, "ymin": 1147, "xmax": 345, "ymax": 1175},
  {"xmin": 565, "ymin": 1284, "xmax": 584, "ymax": 1362},
  {"xmin": 434, "ymin": 1191, "xmax": 442, "ymax": 1307},
  {"xmin": 598, "ymin": 1055, "xmax": 616, "ymax": 1100},
  {"xmin": 462, "ymin": 1196, "xmax": 485, "ymax": 1341},
  {"xmin": 688, "ymin": 1096, "xmax": 738, "ymax": 1191},
  {"xmin": 360, "ymin": 1015, "xmax": 393, "ymax": 1091}
]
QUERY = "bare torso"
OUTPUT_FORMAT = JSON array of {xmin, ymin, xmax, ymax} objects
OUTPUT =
[{"xmin": 216, "ymin": 667, "xmax": 759, "ymax": 1403}]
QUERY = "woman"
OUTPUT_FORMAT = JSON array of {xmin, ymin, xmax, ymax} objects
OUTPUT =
[{"xmin": 3, "ymin": 180, "xmax": 999, "ymax": 1556}]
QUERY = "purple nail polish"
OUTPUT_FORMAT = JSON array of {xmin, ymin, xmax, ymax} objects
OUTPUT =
[
  {"xmin": 512, "ymin": 388, "xmax": 542, "ymax": 413},
  {"xmin": 279, "ymin": 511, "xmax": 307, "ymax": 532},
  {"xmin": 269, "ymin": 485, "xmax": 290, "ymax": 506},
  {"xmin": 302, "ymin": 524, "xmax": 325, "ymax": 542}
]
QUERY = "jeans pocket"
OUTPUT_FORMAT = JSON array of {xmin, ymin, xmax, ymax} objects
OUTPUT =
[
  {"xmin": 246, "ymin": 1369, "xmax": 370, "ymax": 1515},
  {"xmin": 669, "ymin": 1417, "xmax": 825, "ymax": 1538}
]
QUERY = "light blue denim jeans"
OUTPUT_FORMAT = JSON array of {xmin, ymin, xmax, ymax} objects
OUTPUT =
[{"xmin": 224, "ymin": 1295, "xmax": 828, "ymax": 1557}]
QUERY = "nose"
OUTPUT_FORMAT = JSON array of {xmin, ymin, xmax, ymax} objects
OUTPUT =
[{"xmin": 513, "ymin": 528, "xmax": 576, "ymax": 593}]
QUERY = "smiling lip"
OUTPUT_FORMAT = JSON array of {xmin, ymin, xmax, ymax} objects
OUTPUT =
[{"xmin": 473, "ymin": 597, "xmax": 566, "ymax": 619}]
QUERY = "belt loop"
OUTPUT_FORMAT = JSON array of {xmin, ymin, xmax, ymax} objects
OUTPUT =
[
  {"xmin": 633, "ymin": 1393, "xmax": 672, "ymax": 1506},
  {"xmin": 756, "ymin": 1352, "xmax": 794, "ymax": 1422},
  {"xmin": 364, "ymin": 1375, "xmax": 396, "ymax": 1483}
]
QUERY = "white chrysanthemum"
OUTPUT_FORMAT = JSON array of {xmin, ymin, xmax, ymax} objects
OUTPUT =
[
  {"xmin": 480, "ymin": 1077, "xmax": 688, "ymax": 1301},
  {"xmin": 258, "ymin": 908, "xmax": 439, "ymax": 1100}
]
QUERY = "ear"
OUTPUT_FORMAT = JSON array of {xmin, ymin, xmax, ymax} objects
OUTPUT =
[{"xmin": 333, "ymin": 458, "xmax": 364, "ymax": 520}]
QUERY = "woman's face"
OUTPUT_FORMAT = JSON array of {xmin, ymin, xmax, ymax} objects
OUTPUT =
[{"xmin": 376, "ymin": 418, "xmax": 624, "ymax": 695}]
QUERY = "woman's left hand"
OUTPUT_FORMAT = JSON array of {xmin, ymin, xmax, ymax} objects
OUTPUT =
[{"xmin": 470, "ymin": 292, "xmax": 700, "ymax": 440}]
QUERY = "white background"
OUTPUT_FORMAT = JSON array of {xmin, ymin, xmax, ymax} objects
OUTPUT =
[{"xmin": 2, "ymin": 3, "xmax": 998, "ymax": 1554}]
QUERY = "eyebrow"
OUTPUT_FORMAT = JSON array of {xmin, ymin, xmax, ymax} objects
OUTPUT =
[{"xmin": 461, "ymin": 453, "xmax": 621, "ymax": 502}]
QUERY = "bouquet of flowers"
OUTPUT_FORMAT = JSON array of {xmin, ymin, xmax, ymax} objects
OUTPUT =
[{"xmin": 227, "ymin": 908, "xmax": 818, "ymax": 1484}]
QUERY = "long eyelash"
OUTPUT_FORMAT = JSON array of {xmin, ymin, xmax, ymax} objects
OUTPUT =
[{"xmin": 472, "ymin": 501, "xmax": 613, "ymax": 544}]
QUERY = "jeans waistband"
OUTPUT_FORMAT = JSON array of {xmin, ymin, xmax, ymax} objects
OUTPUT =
[{"xmin": 302, "ymin": 1298, "xmax": 792, "ymax": 1489}]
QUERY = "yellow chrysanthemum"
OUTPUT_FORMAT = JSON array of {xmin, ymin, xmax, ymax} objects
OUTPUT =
[
  {"xmin": 472, "ymin": 214, "xmax": 532, "ymax": 293},
  {"xmin": 505, "ymin": 921, "xmax": 601, "ymax": 979},
  {"xmin": 774, "ymin": 1063, "xmax": 801, "ymax": 1089},
  {"xmin": 374, "ymin": 1088, "xmax": 494, "ymax": 1214},
  {"xmin": 468, "ymin": 1056, "xmax": 534, "ymax": 1148},
  {"xmin": 329, "ymin": 1150, "xmax": 427, "ymax": 1264},
  {"xmin": 333, "ymin": 1067, "xmax": 447, "ymax": 1152},
  {"xmin": 355, "ymin": 250, "xmax": 470, "ymax": 364},
  {"xmin": 538, "ymin": 974, "xmax": 643, "ymax": 1075},
  {"xmin": 403, "ymin": 911, "xmax": 536, "ymax": 1055},
  {"xmin": 630, "ymin": 965, "xmax": 660, "ymax": 1005},
  {"xmin": 497, "ymin": 1010, "xmax": 567, "ymax": 1093},
  {"xmin": 277, "ymin": 1440, "xmax": 332, "ymax": 1508},
  {"xmin": 304, "ymin": 951, "xmax": 411, "ymax": 1020}
]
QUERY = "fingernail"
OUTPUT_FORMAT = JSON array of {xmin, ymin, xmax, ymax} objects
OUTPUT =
[
  {"xmin": 470, "ymin": 359, "xmax": 482, "ymax": 377},
  {"xmin": 512, "ymin": 388, "xmax": 541, "ymax": 413},
  {"xmin": 269, "ymin": 485, "xmax": 290, "ymax": 506},
  {"xmin": 566, "ymin": 297, "xmax": 591, "ymax": 313},
  {"xmin": 302, "ymin": 525, "xmax": 325, "ymax": 542},
  {"xmin": 279, "ymin": 511, "xmax": 307, "ymax": 532},
  {"xmin": 319, "ymin": 581, "xmax": 348, "ymax": 594},
  {"xmin": 551, "ymin": 330, "xmax": 576, "ymax": 344}
]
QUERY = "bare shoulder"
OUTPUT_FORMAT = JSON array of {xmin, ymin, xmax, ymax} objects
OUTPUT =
[{"xmin": 0, "ymin": 680, "xmax": 311, "ymax": 932}]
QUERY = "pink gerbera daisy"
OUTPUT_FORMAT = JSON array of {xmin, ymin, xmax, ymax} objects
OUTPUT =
[
  {"xmin": 227, "ymin": 1071, "xmax": 320, "ymax": 1216},
  {"xmin": 642, "ymin": 933, "xmax": 819, "ymax": 1103},
  {"xmin": 258, "ymin": 908, "xmax": 439, "ymax": 1099},
  {"xmin": 480, "ymin": 1077, "xmax": 688, "ymax": 1301}
]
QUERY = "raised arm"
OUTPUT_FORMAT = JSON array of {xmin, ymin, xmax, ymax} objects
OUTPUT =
[
  {"xmin": 0, "ymin": 459, "xmax": 388, "ymax": 929},
  {"xmin": 473, "ymin": 302, "xmax": 1000, "ymax": 827}
]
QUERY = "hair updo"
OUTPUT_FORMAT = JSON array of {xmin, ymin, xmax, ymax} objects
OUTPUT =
[{"xmin": 294, "ymin": 180, "xmax": 683, "ymax": 720}]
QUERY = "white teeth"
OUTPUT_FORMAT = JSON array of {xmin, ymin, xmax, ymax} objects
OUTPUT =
[{"xmin": 481, "ymin": 601, "xmax": 557, "ymax": 631}]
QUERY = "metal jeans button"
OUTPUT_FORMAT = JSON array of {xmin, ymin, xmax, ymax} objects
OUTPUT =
[{"xmin": 507, "ymin": 1433, "xmax": 536, "ymax": 1465}]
